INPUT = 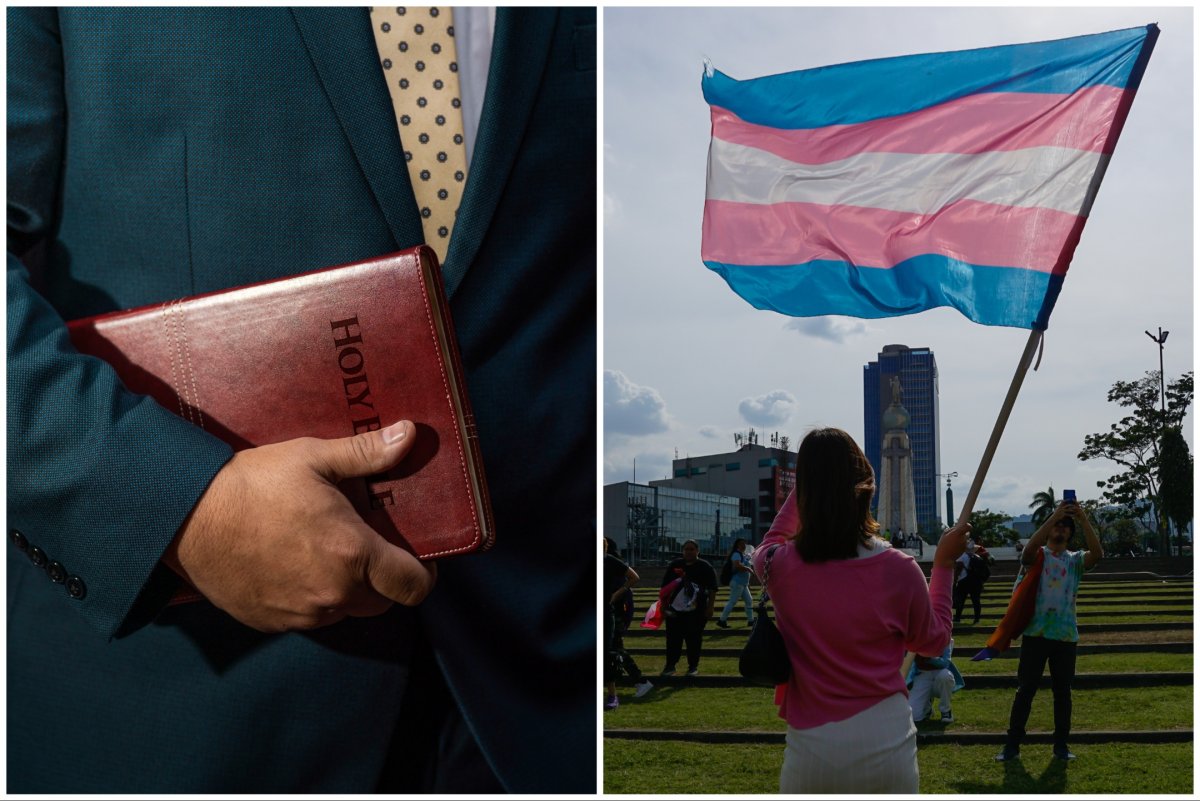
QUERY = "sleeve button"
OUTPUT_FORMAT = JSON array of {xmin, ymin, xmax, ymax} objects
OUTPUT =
[
  {"xmin": 65, "ymin": 576, "xmax": 87, "ymax": 600},
  {"xmin": 9, "ymin": 529, "xmax": 28, "ymax": 552},
  {"xmin": 47, "ymin": 561, "xmax": 67, "ymax": 584},
  {"xmin": 28, "ymin": 546, "xmax": 48, "ymax": 568}
]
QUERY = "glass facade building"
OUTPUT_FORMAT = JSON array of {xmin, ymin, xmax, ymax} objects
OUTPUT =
[
  {"xmin": 603, "ymin": 482, "xmax": 751, "ymax": 566},
  {"xmin": 864, "ymin": 345, "xmax": 941, "ymax": 534}
]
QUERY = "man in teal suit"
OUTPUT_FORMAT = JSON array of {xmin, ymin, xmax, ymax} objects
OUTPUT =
[{"xmin": 7, "ymin": 7, "xmax": 595, "ymax": 793}]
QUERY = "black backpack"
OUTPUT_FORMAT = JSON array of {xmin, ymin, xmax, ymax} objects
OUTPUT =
[
  {"xmin": 967, "ymin": 552, "xmax": 991, "ymax": 581},
  {"xmin": 719, "ymin": 558, "xmax": 733, "ymax": 586}
]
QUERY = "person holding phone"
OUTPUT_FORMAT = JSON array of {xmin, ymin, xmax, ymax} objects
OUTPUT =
[{"xmin": 996, "ymin": 493, "xmax": 1103, "ymax": 762}]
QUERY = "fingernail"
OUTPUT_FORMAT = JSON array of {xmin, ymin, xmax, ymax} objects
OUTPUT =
[{"xmin": 382, "ymin": 420, "xmax": 410, "ymax": 444}]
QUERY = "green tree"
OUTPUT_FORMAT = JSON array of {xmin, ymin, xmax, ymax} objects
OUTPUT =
[
  {"xmin": 1029, "ymin": 486, "xmax": 1057, "ymax": 527},
  {"xmin": 1158, "ymin": 426, "xmax": 1193, "ymax": 555},
  {"xmin": 1078, "ymin": 371, "xmax": 1193, "ymax": 556},
  {"xmin": 968, "ymin": 509, "xmax": 1019, "ymax": 547},
  {"xmin": 1106, "ymin": 518, "xmax": 1143, "ymax": 556}
]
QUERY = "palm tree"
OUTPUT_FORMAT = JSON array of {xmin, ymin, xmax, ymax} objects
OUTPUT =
[{"xmin": 1029, "ymin": 486, "xmax": 1056, "ymax": 527}]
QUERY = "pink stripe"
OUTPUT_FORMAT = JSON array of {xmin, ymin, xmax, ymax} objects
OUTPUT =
[
  {"xmin": 702, "ymin": 199, "xmax": 1079, "ymax": 275},
  {"xmin": 711, "ymin": 85, "xmax": 1125, "ymax": 164}
]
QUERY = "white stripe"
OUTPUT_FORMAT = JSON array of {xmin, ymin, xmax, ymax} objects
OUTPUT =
[{"xmin": 707, "ymin": 138, "xmax": 1108, "ymax": 217}]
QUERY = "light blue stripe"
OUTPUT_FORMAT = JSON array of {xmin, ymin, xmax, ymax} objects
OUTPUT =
[
  {"xmin": 703, "ymin": 257, "xmax": 1066, "ymax": 330},
  {"xmin": 703, "ymin": 25, "xmax": 1156, "ymax": 129}
]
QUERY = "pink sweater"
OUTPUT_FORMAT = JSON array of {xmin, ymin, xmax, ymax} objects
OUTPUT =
[{"xmin": 752, "ymin": 490, "xmax": 953, "ymax": 729}]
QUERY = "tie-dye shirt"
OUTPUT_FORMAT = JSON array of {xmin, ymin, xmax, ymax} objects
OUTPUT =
[{"xmin": 1023, "ymin": 547, "xmax": 1086, "ymax": 642}]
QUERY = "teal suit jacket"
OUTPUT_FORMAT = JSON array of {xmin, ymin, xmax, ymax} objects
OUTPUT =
[{"xmin": 7, "ymin": 7, "xmax": 595, "ymax": 793}]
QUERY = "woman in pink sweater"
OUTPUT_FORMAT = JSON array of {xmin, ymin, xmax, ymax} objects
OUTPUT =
[{"xmin": 752, "ymin": 428, "xmax": 968, "ymax": 793}]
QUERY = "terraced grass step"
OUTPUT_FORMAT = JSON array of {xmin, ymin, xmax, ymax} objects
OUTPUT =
[
  {"xmin": 622, "ymin": 672, "xmax": 1192, "ymax": 690},
  {"xmin": 622, "ymin": 641, "xmax": 1193, "ymax": 659},
  {"xmin": 623, "ymin": 621, "xmax": 1193, "ymax": 637},
  {"xmin": 604, "ymin": 728, "xmax": 1194, "ymax": 745},
  {"xmin": 604, "ymin": 739, "xmax": 1194, "ymax": 794},
  {"xmin": 602, "ymin": 685, "xmax": 1192, "ymax": 734}
]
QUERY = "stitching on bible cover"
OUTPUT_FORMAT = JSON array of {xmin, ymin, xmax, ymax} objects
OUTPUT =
[
  {"xmin": 413, "ymin": 260, "xmax": 481, "ymax": 557},
  {"xmin": 162, "ymin": 300, "xmax": 192, "ymax": 425},
  {"xmin": 176, "ymin": 300, "xmax": 206, "ymax": 430}
]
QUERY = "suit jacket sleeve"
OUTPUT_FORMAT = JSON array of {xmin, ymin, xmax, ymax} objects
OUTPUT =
[{"xmin": 7, "ymin": 8, "xmax": 233, "ymax": 639}]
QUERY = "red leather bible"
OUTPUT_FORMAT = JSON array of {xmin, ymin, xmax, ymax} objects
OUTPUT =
[{"xmin": 68, "ymin": 246, "xmax": 495, "ymax": 580}]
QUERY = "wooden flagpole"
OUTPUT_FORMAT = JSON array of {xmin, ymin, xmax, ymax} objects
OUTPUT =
[{"xmin": 954, "ymin": 329, "xmax": 1044, "ymax": 528}]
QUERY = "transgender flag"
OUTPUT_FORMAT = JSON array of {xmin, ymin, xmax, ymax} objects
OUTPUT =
[{"xmin": 702, "ymin": 25, "xmax": 1158, "ymax": 330}]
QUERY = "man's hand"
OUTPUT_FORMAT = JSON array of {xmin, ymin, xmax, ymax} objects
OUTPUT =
[
  {"xmin": 933, "ymin": 522, "xmax": 971, "ymax": 569},
  {"xmin": 163, "ymin": 420, "xmax": 436, "ymax": 632}
]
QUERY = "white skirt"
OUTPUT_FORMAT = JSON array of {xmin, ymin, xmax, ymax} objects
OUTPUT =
[{"xmin": 780, "ymin": 692, "xmax": 918, "ymax": 794}]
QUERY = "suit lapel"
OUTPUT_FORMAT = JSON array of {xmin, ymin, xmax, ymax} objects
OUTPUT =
[
  {"xmin": 442, "ymin": 8, "xmax": 557, "ymax": 298},
  {"xmin": 290, "ymin": 7, "xmax": 424, "ymax": 252}
]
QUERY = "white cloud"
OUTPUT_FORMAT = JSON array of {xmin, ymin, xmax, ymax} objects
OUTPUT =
[
  {"xmin": 784, "ymin": 317, "xmax": 868, "ymax": 343},
  {"xmin": 605, "ymin": 369, "xmax": 671, "ymax": 436},
  {"xmin": 699, "ymin": 425, "xmax": 722, "ymax": 439},
  {"xmin": 604, "ymin": 449, "xmax": 673, "ymax": 485},
  {"xmin": 738, "ymin": 390, "xmax": 797, "ymax": 427}
]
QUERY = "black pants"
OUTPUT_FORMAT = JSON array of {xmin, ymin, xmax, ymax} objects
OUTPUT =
[
  {"xmin": 663, "ymin": 612, "xmax": 707, "ymax": 671},
  {"xmin": 1005, "ymin": 635, "xmax": 1078, "ymax": 751},
  {"xmin": 612, "ymin": 628, "xmax": 644, "ymax": 682},
  {"xmin": 953, "ymin": 579, "xmax": 983, "ymax": 623}
]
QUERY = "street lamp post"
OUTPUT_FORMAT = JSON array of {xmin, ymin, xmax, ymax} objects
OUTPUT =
[
  {"xmin": 936, "ymin": 471, "xmax": 959, "ymax": 528},
  {"xmin": 1144, "ymin": 327, "xmax": 1170, "ymax": 555},
  {"xmin": 1145, "ymin": 327, "xmax": 1169, "ymax": 416}
]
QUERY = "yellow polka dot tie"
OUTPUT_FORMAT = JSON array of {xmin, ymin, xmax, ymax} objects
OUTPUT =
[{"xmin": 370, "ymin": 7, "xmax": 467, "ymax": 265}]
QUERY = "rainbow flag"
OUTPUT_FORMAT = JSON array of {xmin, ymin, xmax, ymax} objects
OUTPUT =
[{"xmin": 701, "ymin": 25, "xmax": 1158, "ymax": 330}]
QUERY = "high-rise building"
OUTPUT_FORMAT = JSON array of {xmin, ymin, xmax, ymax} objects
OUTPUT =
[{"xmin": 864, "ymin": 345, "xmax": 941, "ymax": 534}]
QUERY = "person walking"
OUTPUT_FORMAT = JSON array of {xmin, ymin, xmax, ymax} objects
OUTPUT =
[
  {"xmin": 953, "ymin": 539, "xmax": 991, "ymax": 624},
  {"xmin": 754, "ymin": 428, "xmax": 968, "ymax": 794},
  {"xmin": 996, "ymin": 500, "xmax": 1103, "ymax": 762},
  {"xmin": 659, "ymin": 540, "xmax": 717, "ymax": 677},
  {"xmin": 717, "ymin": 538, "xmax": 755, "ymax": 628},
  {"xmin": 603, "ymin": 539, "xmax": 653, "ymax": 710}
]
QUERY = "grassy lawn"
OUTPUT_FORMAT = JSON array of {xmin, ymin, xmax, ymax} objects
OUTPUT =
[
  {"xmin": 603, "ymin": 739, "xmax": 1194, "ymax": 794},
  {"xmin": 604, "ymin": 685, "xmax": 1193, "ymax": 733},
  {"xmin": 636, "ymin": 651, "xmax": 1192, "ymax": 676}
]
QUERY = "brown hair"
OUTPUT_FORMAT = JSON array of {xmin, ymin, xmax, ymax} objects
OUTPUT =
[{"xmin": 792, "ymin": 428, "xmax": 881, "ymax": 562}]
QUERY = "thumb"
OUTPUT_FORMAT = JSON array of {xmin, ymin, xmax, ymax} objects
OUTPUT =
[
  {"xmin": 364, "ymin": 536, "xmax": 438, "ymax": 606},
  {"xmin": 309, "ymin": 420, "xmax": 416, "ymax": 481}
]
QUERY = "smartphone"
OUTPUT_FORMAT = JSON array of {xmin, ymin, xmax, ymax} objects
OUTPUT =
[{"xmin": 1063, "ymin": 489, "xmax": 1076, "ymax": 503}]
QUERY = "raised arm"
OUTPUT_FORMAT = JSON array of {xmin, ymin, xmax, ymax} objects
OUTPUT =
[
  {"xmin": 1023, "ymin": 503, "xmax": 1069, "ymax": 565},
  {"xmin": 753, "ymin": 488, "xmax": 798, "ymax": 577},
  {"xmin": 904, "ymin": 522, "xmax": 970, "ymax": 655},
  {"xmin": 1074, "ymin": 505, "xmax": 1104, "ymax": 569}
]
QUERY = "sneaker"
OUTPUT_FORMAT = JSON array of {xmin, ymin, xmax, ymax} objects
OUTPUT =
[
  {"xmin": 1054, "ymin": 748, "xmax": 1077, "ymax": 761},
  {"xmin": 685, "ymin": 668, "xmax": 699, "ymax": 677},
  {"xmin": 604, "ymin": 696, "xmax": 619, "ymax": 711},
  {"xmin": 941, "ymin": 712, "xmax": 953, "ymax": 723},
  {"xmin": 660, "ymin": 666, "xmax": 676, "ymax": 677},
  {"xmin": 715, "ymin": 620, "xmax": 729, "ymax": 629},
  {"xmin": 746, "ymin": 617, "xmax": 756, "ymax": 627},
  {"xmin": 994, "ymin": 748, "xmax": 1020, "ymax": 762},
  {"xmin": 633, "ymin": 680, "xmax": 654, "ymax": 698}
]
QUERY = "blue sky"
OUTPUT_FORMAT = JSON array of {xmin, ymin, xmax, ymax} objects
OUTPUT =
[{"xmin": 603, "ymin": 6, "xmax": 1193, "ymax": 521}]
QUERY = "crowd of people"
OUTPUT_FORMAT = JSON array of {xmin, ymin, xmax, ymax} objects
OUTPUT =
[{"xmin": 603, "ymin": 427, "xmax": 1105, "ymax": 793}]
